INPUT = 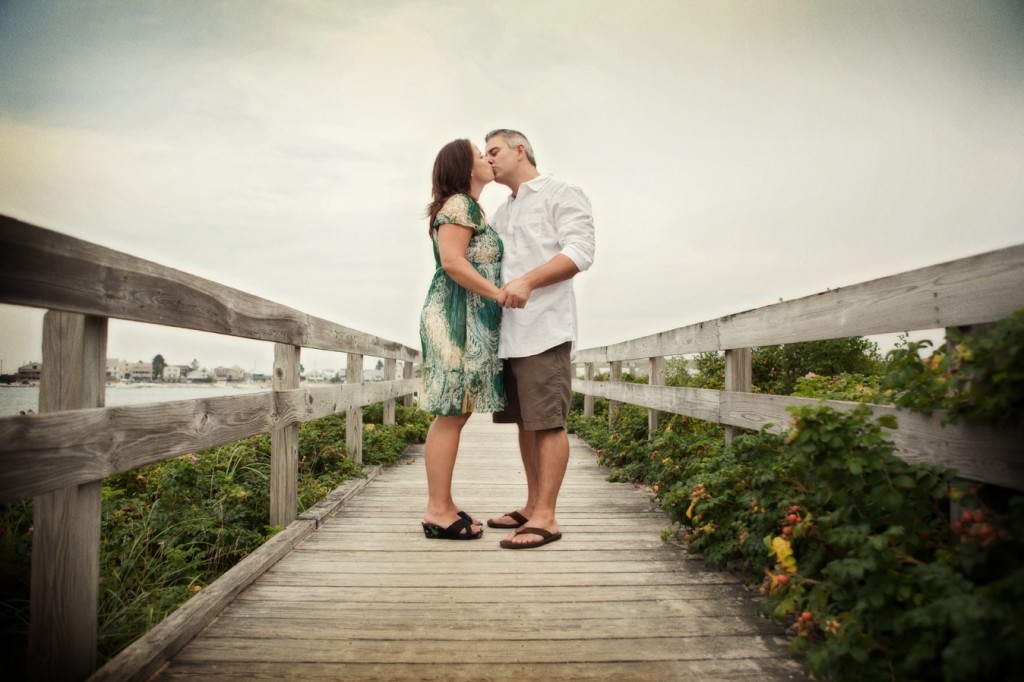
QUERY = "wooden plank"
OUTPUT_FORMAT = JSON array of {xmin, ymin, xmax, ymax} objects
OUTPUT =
[
  {"xmin": 719, "ymin": 392, "xmax": 1024, "ymax": 490},
  {"xmin": 719, "ymin": 243, "xmax": 1024, "ymax": 348},
  {"xmin": 572, "ymin": 380, "xmax": 720, "ymax": 423},
  {"xmin": 608, "ymin": 360, "xmax": 622, "ymax": 425},
  {"xmin": 647, "ymin": 356, "xmax": 665, "ymax": 433},
  {"xmin": 29, "ymin": 312, "xmax": 106, "ymax": 680},
  {"xmin": 576, "ymin": 320, "xmax": 720, "ymax": 364},
  {"xmin": 270, "ymin": 344, "xmax": 301, "ymax": 527},
  {"xmin": 583, "ymin": 362, "xmax": 595, "ymax": 416},
  {"xmin": 140, "ymin": 415, "xmax": 805, "ymax": 682},
  {"xmin": 382, "ymin": 358, "xmax": 397, "ymax": 425},
  {"xmin": 153, "ymin": 659, "xmax": 802, "ymax": 682},
  {"xmin": 724, "ymin": 347, "xmax": 752, "ymax": 444},
  {"xmin": 402, "ymin": 360, "xmax": 415, "ymax": 407},
  {"xmin": 0, "ymin": 379, "xmax": 419, "ymax": 503},
  {"xmin": 347, "ymin": 353, "xmax": 363, "ymax": 463},
  {"xmin": 578, "ymin": 243, "xmax": 1024, "ymax": 363},
  {"xmin": 0, "ymin": 215, "xmax": 421, "ymax": 362}
]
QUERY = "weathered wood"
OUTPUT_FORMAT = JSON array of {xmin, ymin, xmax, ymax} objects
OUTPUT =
[
  {"xmin": 347, "ymin": 353, "xmax": 363, "ymax": 463},
  {"xmin": 648, "ymin": 356, "xmax": 665, "ymax": 434},
  {"xmin": 271, "ymin": 344, "xmax": 301, "ymax": 527},
  {"xmin": 0, "ymin": 379, "xmax": 418, "ymax": 503},
  {"xmin": 577, "ymin": 243, "xmax": 1024, "ymax": 363},
  {"xmin": 724, "ymin": 347, "xmax": 752, "ymax": 445},
  {"xmin": 573, "ymin": 379, "xmax": 721, "ymax": 424},
  {"xmin": 382, "ymin": 358, "xmax": 397, "ymax": 425},
  {"xmin": 402, "ymin": 360, "xmax": 415, "ymax": 407},
  {"xmin": 572, "ymin": 381, "xmax": 1024, "ymax": 489},
  {"xmin": 608, "ymin": 360, "xmax": 622, "ymax": 426},
  {"xmin": 30, "ymin": 312, "xmax": 106, "ymax": 680},
  {"xmin": 0, "ymin": 215, "xmax": 421, "ymax": 363},
  {"xmin": 583, "ymin": 362, "xmax": 595, "ymax": 417},
  {"xmin": 143, "ymin": 415, "xmax": 804, "ymax": 681}
]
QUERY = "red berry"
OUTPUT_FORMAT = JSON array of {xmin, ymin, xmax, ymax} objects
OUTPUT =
[
  {"xmin": 801, "ymin": 611, "xmax": 813, "ymax": 621},
  {"xmin": 787, "ymin": 514, "xmax": 799, "ymax": 524},
  {"xmin": 795, "ymin": 516, "xmax": 803, "ymax": 524},
  {"xmin": 782, "ymin": 526, "xmax": 793, "ymax": 536},
  {"xmin": 953, "ymin": 521, "xmax": 963, "ymax": 531},
  {"xmin": 790, "ymin": 505, "xmax": 800, "ymax": 513},
  {"xmin": 776, "ymin": 574, "xmax": 790, "ymax": 586},
  {"xmin": 962, "ymin": 511, "xmax": 975, "ymax": 523}
]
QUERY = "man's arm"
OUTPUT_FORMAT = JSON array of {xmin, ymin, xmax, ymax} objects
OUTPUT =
[
  {"xmin": 502, "ymin": 184, "xmax": 595, "ymax": 309},
  {"xmin": 501, "ymin": 254, "xmax": 579, "ymax": 309}
]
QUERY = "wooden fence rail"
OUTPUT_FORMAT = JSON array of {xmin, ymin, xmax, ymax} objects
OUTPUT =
[
  {"xmin": 573, "ymin": 243, "xmax": 1024, "ymax": 492},
  {"xmin": 0, "ymin": 216, "xmax": 421, "ymax": 679}
]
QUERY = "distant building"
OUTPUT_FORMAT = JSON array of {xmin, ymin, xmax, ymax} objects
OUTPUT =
[
  {"xmin": 213, "ymin": 365, "xmax": 246, "ymax": 382},
  {"xmin": 163, "ymin": 365, "xmax": 184, "ymax": 382},
  {"xmin": 106, "ymin": 358, "xmax": 121, "ymax": 381},
  {"xmin": 16, "ymin": 362, "xmax": 41, "ymax": 382},
  {"xmin": 186, "ymin": 368, "xmax": 212, "ymax": 382},
  {"xmin": 362, "ymin": 368, "xmax": 384, "ymax": 382},
  {"xmin": 126, "ymin": 362, "xmax": 152, "ymax": 382}
]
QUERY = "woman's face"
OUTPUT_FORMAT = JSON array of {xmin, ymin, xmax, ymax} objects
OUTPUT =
[{"xmin": 470, "ymin": 143, "xmax": 493, "ymax": 186}]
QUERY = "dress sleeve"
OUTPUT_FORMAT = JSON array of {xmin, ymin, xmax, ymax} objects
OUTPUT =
[{"xmin": 434, "ymin": 194, "xmax": 484, "ymax": 233}]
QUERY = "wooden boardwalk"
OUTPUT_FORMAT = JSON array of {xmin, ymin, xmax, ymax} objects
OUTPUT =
[{"xmin": 152, "ymin": 415, "xmax": 806, "ymax": 681}]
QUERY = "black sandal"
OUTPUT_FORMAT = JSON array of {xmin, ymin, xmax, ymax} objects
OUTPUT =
[{"xmin": 422, "ymin": 516, "xmax": 483, "ymax": 540}]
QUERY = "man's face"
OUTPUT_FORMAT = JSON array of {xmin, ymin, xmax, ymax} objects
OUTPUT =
[{"xmin": 485, "ymin": 136, "xmax": 516, "ymax": 183}]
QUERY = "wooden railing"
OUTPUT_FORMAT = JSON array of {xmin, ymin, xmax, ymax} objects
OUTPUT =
[
  {"xmin": 573, "ymin": 243, "xmax": 1024, "ymax": 492},
  {"xmin": 0, "ymin": 216, "xmax": 420, "ymax": 680}
]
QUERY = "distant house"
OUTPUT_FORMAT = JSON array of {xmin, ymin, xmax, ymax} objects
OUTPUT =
[
  {"xmin": 126, "ymin": 362, "xmax": 152, "ymax": 382},
  {"xmin": 214, "ymin": 365, "xmax": 246, "ymax": 382},
  {"xmin": 163, "ymin": 365, "xmax": 185, "ymax": 382},
  {"xmin": 106, "ymin": 358, "xmax": 121, "ymax": 381},
  {"xmin": 186, "ymin": 368, "xmax": 212, "ymax": 383},
  {"xmin": 16, "ymin": 362, "xmax": 42, "ymax": 382}
]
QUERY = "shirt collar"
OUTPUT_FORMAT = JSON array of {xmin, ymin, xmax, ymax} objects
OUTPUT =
[{"xmin": 510, "ymin": 173, "xmax": 552, "ymax": 201}]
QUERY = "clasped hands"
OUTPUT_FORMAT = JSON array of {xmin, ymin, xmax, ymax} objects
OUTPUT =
[{"xmin": 494, "ymin": 277, "xmax": 531, "ymax": 309}]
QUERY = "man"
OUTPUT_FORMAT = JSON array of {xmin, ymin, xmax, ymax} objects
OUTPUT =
[{"xmin": 484, "ymin": 129, "xmax": 596, "ymax": 549}]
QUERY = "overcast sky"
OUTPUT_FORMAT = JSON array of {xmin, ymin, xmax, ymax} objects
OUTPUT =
[{"xmin": 1, "ymin": 0, "xmax": 1022, "ymax": 375}]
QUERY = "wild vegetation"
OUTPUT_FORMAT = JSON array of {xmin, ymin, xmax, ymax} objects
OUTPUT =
[
  {"xmin": 569, "ymin": 311, "xmax": 1024, "ymax": 681},
  {"xmin": 0, "ymin": 402, "xmax": 431, "ymax": 675}
]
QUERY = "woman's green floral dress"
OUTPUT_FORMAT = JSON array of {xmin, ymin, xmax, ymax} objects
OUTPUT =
[{"xmin": 419, "ymin": 194, "xmax": 505, "ymax": 415}]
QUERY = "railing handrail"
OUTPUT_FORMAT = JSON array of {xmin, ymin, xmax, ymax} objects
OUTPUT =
[
  {"xmin": 571, "ymin": 242, "xmax": 1024, "ymax": 493},
  {"xmin": 0, "ymin": 216, "xmax": 421, "ymax": 679},
  {"xmin": 576, "ymin": 243, "xmax": 1024, "ymax": 363},
  {"xmin": 0, "ymin": 215, "xmax": 420, "ymax": 362}
]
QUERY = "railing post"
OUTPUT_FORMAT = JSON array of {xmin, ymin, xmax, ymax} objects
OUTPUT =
[
  {"xmin": 608, "ymin": 360, "xmax": 622, "ymax": 426},
  {"xmin": 724, "ymin": 347, "xmax": 752, "ymax": 445},
  {"xmin": 648, "ymin": 356, "xmax": 665, "ymax": 436},
  {"xmin": 583, "ymin": 362, "xmax": 595, "ymax": 417},
  {"xmin": 271, "ymin": 344, "xmax": 300, "ymax": 527},
  {"xmin": 402, "ymin": 360, "xmax": 415, "ymax": 408},
  {"xmin": 383, "ymin": 358, "xmax": 397, "ymax": 425},
  {"xmin": 29, "ymin": 312, "xmax": 106, "ymax": 680},
  {"xmin": 347, "ymin": 353, "xmax": 364, "ymax": 463}
]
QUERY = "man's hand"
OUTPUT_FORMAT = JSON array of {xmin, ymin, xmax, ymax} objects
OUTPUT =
[{"xmin": 501, "ymin": 277, "xmax": 533, "ymax": 308}]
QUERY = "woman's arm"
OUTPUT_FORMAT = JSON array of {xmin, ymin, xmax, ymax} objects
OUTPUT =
[{"xmin": 437, "ymin": 224, "xmax": 506, "ymax": 304}]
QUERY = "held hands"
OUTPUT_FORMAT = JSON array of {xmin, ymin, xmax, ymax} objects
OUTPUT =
[{"xmin": 499, "ymin": 277, "xmax": 532, "ymax": 309}]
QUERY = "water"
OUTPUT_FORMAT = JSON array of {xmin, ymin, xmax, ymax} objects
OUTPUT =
[{"xmin": 0, "ymin": 384, "xmax": 272, "ymax": 417}]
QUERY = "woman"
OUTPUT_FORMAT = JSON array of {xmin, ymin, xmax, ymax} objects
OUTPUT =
[{"xmin": 419, "ymin": 139, "xmax": 506, "ymax": 540}]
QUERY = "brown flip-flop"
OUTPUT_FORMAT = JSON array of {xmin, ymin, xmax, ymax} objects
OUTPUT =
[
  {"xmin": 499, "ymin": 527, "xmax": 562, "ymax": 549},
  {"xmin": 487, "ymin": 510, "xmax": 528, "ymax": 529}
]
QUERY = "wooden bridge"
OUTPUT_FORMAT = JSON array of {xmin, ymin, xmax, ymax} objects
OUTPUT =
[{"xmin": 1, "ymin": 215, "xmax": 1022, "ymax": 680}]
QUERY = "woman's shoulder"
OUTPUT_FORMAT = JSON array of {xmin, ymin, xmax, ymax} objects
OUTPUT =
[{"xmin": 435, "ymin": 193, "xmax": 484, "ymax": 229}]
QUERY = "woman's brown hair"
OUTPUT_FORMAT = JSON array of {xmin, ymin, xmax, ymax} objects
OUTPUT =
[{"xmin": 426, "ymin": 139, "xmax": 474, "ymax": 236}]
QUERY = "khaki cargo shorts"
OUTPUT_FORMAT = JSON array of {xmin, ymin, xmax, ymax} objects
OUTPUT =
[{"xmin": 493, "ymin": 341, "xmax": 572, "ymax": 431}]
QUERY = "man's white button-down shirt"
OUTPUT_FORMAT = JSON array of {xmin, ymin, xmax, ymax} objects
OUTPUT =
[{"xmin": 490, "ymin": 174, "xmax": 596, "ymax": 360}]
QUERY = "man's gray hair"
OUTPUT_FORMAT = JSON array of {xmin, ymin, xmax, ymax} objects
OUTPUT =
[{"xmin": 485, "ymin": 128, "xmax": 537, "ymax": 167}]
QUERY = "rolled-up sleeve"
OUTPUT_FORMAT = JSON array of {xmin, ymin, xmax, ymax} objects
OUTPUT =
[{"xmin": 553, "ymin": 184, "xmax": 596, "ymax": 272}]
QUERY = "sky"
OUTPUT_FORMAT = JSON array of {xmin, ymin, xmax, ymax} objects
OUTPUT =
[{"xmin": 1, "ymin": 0, "xmax": 1022, "ymax": 376}]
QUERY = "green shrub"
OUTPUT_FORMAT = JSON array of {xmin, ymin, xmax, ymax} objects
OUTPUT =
[{"xmin": 0, "ymin": 400, "xmax": 429, "ymax": 674}]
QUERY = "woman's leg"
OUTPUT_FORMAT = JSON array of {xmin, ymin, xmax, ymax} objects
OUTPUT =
[{"xmin": 423, "ymin": 412, "xmax": 478, "ymax": 531}]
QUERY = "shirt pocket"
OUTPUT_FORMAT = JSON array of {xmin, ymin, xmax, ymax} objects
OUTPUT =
[{"xmin": 512, "ymin": 215, "xmax": 552, "ymax": 253}]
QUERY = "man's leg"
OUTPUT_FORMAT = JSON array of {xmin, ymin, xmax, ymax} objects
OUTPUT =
[{"xmin": 502, "ymin": 426, "xmax": 569, "ymax": 546}]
